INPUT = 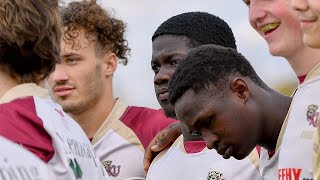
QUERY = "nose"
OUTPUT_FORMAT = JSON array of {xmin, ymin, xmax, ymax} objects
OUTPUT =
[
  {"xmin": 201, "ymin": 129, "xmax": 219, "ymax": 150},
  {"xmin": 48, "ymin": 64, "xmax": 69, "ymax": 84},
  {"xmin": 154, "ymin": 65, "xmax": 173, "ymax": 86},
  {"xmin": 290, "ymin": 0, "xmax": 308, "ymax": 12},
  {"xmin": 248, "ymin": 1, "xmax": 267, "ymax": 29}
]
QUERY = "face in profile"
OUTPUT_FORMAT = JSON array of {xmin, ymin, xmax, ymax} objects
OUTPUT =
[
  {"xmin": 291, "ymin": 0, "xmax": 320, "ymax": 48},
  {"xmin": 174, "ymin": 87, "xmax": 259, "ymax": 160},
  {"xmin": 245, "ymin": 0, "xmax": 304, "ymax": 58},
  {"xmin": 151, "ymin": 35, "xmax": 193, "ymax": 118}
]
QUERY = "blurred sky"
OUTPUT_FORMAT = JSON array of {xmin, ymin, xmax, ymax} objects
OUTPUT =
[{"xmin": 71, "ymin": 0, "xmax": 298, "ymax": 109}]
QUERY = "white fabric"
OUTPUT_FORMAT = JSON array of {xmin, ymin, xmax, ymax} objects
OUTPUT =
[
  {"xmin": 277, "ymin": 75, "xmax": 320, "ymax": 179},
  {"xmin": 0, "ymin": 136, "xmax": 54, "ymax": 180},
  {"xmin": 147, "ymin": 135, "xmax": 262, "ymax": 180}
]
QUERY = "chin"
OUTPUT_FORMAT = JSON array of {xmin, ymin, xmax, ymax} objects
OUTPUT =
[
  {"xmin": 159, "ymin": 102, "xmax": 176, "ymax": 118},
  {"xmin": 304, "ymin": 37, "xmax": 320, "ymax": 49}
]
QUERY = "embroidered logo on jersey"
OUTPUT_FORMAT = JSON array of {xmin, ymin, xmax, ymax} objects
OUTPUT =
[
  {"xmin": 102, "ymin": 160, "xmax": 120, "ymax": 177},
  {"xmin": 206, "ymin": 170, "xmax": 224, "ymax": 180},
  {"xmin": 69, "ymin": 158, "xmax": 82, "ymax": 179},
  {"xmin": 307, "ymin": 104, "xmax": 319, "ymax": 127}
]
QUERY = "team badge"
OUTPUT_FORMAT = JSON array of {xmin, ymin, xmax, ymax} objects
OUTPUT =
[
  {"xmin": 307, "ymin": 104, "xmax": 319, "ymax": 127},
  {"xmin": 102, "ymin": 160, "xmax": 121, "ymax": 177},
  {"xmin": 69, "ymin": 158, "xmax": 82, "ymax": 179},
  {"xmin": 207, "ymin": 170, "xmax": 224, "ymax": 180}
]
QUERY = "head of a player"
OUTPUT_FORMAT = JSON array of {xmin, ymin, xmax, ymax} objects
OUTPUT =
[
  {"xmin": 0, "ymin": 0, "xmax": 61, "ymax": 85},
  {"xmin": 243, "ymin": 0, "xmax": 304, "ymax": 58},
  {"xmin": 151, "ymin": 12, "xmax": 236, "ymax": 118},
  {"xmin": 48, "ymin": 0, "xmax": 130, "ymax": 114},
  {"xmin": 169, "ymin": 44, "xmax": 271, "ymax": 160},
  {"xmin": 291, "ymin": 0, "xmax": 320, "ymax": 48}
]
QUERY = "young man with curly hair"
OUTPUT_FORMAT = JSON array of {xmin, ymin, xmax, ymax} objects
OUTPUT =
[
  {"xmin": 48, "ymin": 0, "xmax": 176, "ymax": 179},
  {"xmin": 145, "ymin": 12, "xmax": 262, "ymax": 180},
  {"xmin": 0, "ymin": 0, "xmax": 108, "ymax": 179}
]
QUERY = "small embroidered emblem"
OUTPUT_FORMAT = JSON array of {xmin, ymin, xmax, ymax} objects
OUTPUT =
[
  {"xmin": 207, "ymin": 170, "xmax": 223, "ymax": 180},
  {"xmin": 307, "ymin": 104, "xmax": 319, "ymax": 127}
]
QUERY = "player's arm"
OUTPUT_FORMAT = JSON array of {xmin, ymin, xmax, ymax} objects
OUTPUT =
[{"xmin": 143, "ymin": 121, "xmax": 182, "ymax": 174}]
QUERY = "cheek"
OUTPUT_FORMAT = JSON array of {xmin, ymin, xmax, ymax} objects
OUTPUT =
[{"xmin": 310, "ymin": 1, "xmax": 320, "ymax": 15}]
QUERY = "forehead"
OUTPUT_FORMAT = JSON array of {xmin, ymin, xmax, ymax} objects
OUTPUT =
[
  {"xmin": 61, "ymin": 27, "xmax": 95, "ymax": 55},
  {"xmin": 175, "ymin": 90, "xmax": 212, "ymax": 121},
  {"xmin": 152, "ymin": 35, "xmax": 192, "ymax": 60}
]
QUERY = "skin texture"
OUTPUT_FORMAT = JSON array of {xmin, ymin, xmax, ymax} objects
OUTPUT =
[
  {"xmin": 291, "ymin": 0, "xmax": 320, "ymax": 48},
  {"xmin": 174, "ymin": 78, "xmax": 261, "ymax": 160},
  {"xmin": 243, "ymin": 0, "xmax": 320, "ymax": 76},
  {"xmin": 151, "ymin": 35, "xmax": 193, "ymax": 118},
  {"xmin": 143, "ymin": 35, "xmax": 203, "ymax": 174},
  {"xmin": 48, "ymin": 28, "xmax": 117, "ymax": 138}
]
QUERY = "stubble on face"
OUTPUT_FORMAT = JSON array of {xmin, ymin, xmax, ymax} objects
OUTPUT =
[{"xmin": 61, "ymin": 63, "xmax": 103, "ymax": 115}]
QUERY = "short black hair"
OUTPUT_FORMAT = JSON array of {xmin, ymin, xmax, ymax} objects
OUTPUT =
[
  {"xmin": 152, "ymin": 11, "xmax": 236, "ymax": 49},
  {"xmin": 169, "ymin": 44, "xmax": 268, "ymax": 105}
]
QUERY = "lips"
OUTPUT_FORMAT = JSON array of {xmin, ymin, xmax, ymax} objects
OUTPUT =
[
  {"xmin": 259, "ymin": 22, "xmax": 280, "ymax": 35},
  {"xmin": 299, "ymin": 17, "xmax": 317, "ymax": 31},
  {"xmin": 216, "ymin": 145, "xmax": 233, "ymax": 159},
  {"xmin": 53, "ymin": 86, "xmax": 75, "ymax": 97},
  {"xmin": 157, "ymin": 87, "xmax": 169, "ymax": 101}
]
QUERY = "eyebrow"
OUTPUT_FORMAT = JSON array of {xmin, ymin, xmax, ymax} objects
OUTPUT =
[
  {"xmin": 151, "ymin": 52, "xmax": 184, "ymax": 64},
  {"xmin": 62, "ymin": 53, "xmax": 80, "ymax": 58}
]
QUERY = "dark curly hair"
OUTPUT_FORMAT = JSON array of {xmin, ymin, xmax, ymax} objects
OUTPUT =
[
  {"xmin": 62, "ymin": 0, "xmax": 130, "ymax": 65},
  {"xmin": 169, "ymin": 44, "xmax": 268, "ymax": 105},
  {"xmin": 152, "ymin": 11, "xmax": 236, "ymax": 50},
  {"xmin": 0, "ymin": 0, "xmax": 61, "ymax": 83}
]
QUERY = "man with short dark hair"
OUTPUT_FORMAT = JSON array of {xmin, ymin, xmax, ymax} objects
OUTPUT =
[
  {"xmin": 169, "ymin": 43, "xmax": 291, "ymax": 175},
  {"xmin": 146, "ymin": 12, "xmax": 262, "ymax": 180}
]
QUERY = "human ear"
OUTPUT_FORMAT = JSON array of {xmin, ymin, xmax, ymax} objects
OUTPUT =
[
  {"xmin": 103, "ymin": 52, "xmax": 117, "ymax": 77},
  {"xmin": 230, "ymin": 78, "xmax": 249, "ymax": 103}
]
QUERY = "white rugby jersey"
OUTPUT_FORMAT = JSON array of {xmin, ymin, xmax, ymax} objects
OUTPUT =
[
  {"xmin": 146, "ymin": 135, "xmax": 262, "ymax": 180},
  {"xmin": 91, "ymin": 99, "xmax": 177, "ymax": 180},
  {"xmin": 277, "ymin": 63, "xmax": 320, "ymax": 180},
  {"xmin": 0, "ymin": 83, "xmax": 109, "ymax": 180},
  {"xmin": 259, "ymin": 147, "xmax": 279, "ymax": 180},
  {"xmin": 314, "ymin": 129, "xmax": 320, "ymax": 180},
  {"xmin": 0, "ymin": 136, "xmax": 54, "ymax": 180}
]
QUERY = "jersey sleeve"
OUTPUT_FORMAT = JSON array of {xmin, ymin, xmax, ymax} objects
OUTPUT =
[
  {"xmin": 0, "ymin": 97, "xmax": 54, "ymax": 162},
  {"xmin": 120, "ymin": 106, "xmax": 178, "ymax": 149}
]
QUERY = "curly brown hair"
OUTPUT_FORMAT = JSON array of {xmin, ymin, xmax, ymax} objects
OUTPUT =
[
  {"xmin": 62, "ymin": 0, "xmax": 130, "ymax": 65},
  {"xmin": 0, "ymin": 0, "xmax": 61, "ymax": 83}
]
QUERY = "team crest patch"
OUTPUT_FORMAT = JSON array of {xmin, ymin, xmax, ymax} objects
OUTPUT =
[
  {"xmin": 207, "ymin": 170, "xmax": 224, "ymax": 180},
  {"xmin": 102, "ymin": 160, "xmax": 121, "ymax": 177},
  {"xmin": 307, "ymin": 104, "xmax": 319, "ymax": 127}
]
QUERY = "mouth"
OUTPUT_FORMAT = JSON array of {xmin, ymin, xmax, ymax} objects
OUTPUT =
[
  {"xmin": 53, "ymin": 86, "xmax": 75, "ymax": 97},
  {"xmin": 157, "ymin": 87, "xmax": 169, "ymax": 101},
  {"xmin": 260, "ymin": 22, "xmax": 280, "ymax": 35},
  {"xmin": 299, "ymin": 17, "xmax": 318, "ymax": 29},
  {"xmin": 217, "ymin": 145, "xmax": 233, "ymax": 159}
]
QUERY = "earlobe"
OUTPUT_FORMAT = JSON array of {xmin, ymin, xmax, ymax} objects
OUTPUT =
[
  {"xmin": 104, "ymin": 52, "xmax": 117, "ymax": 76},
  {"xmin": 230, "ymin": 78, "xmax": 249, "ymax": 103}
]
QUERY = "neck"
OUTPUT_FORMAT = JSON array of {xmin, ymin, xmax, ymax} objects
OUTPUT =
[
  {"xmin": 259, "ymin": 89, "xmax": 292, "ymax": 151},
  {"xmin": 286, "ymin": 46, "xmax": 320, "ymax": 76},
  {"xmin": 0, "ymin": 71, "xmax": 19, "ymax": 99},
  {"xmin": 69, "ymin": 85, "xmax": 116, "ymax": 138}
]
